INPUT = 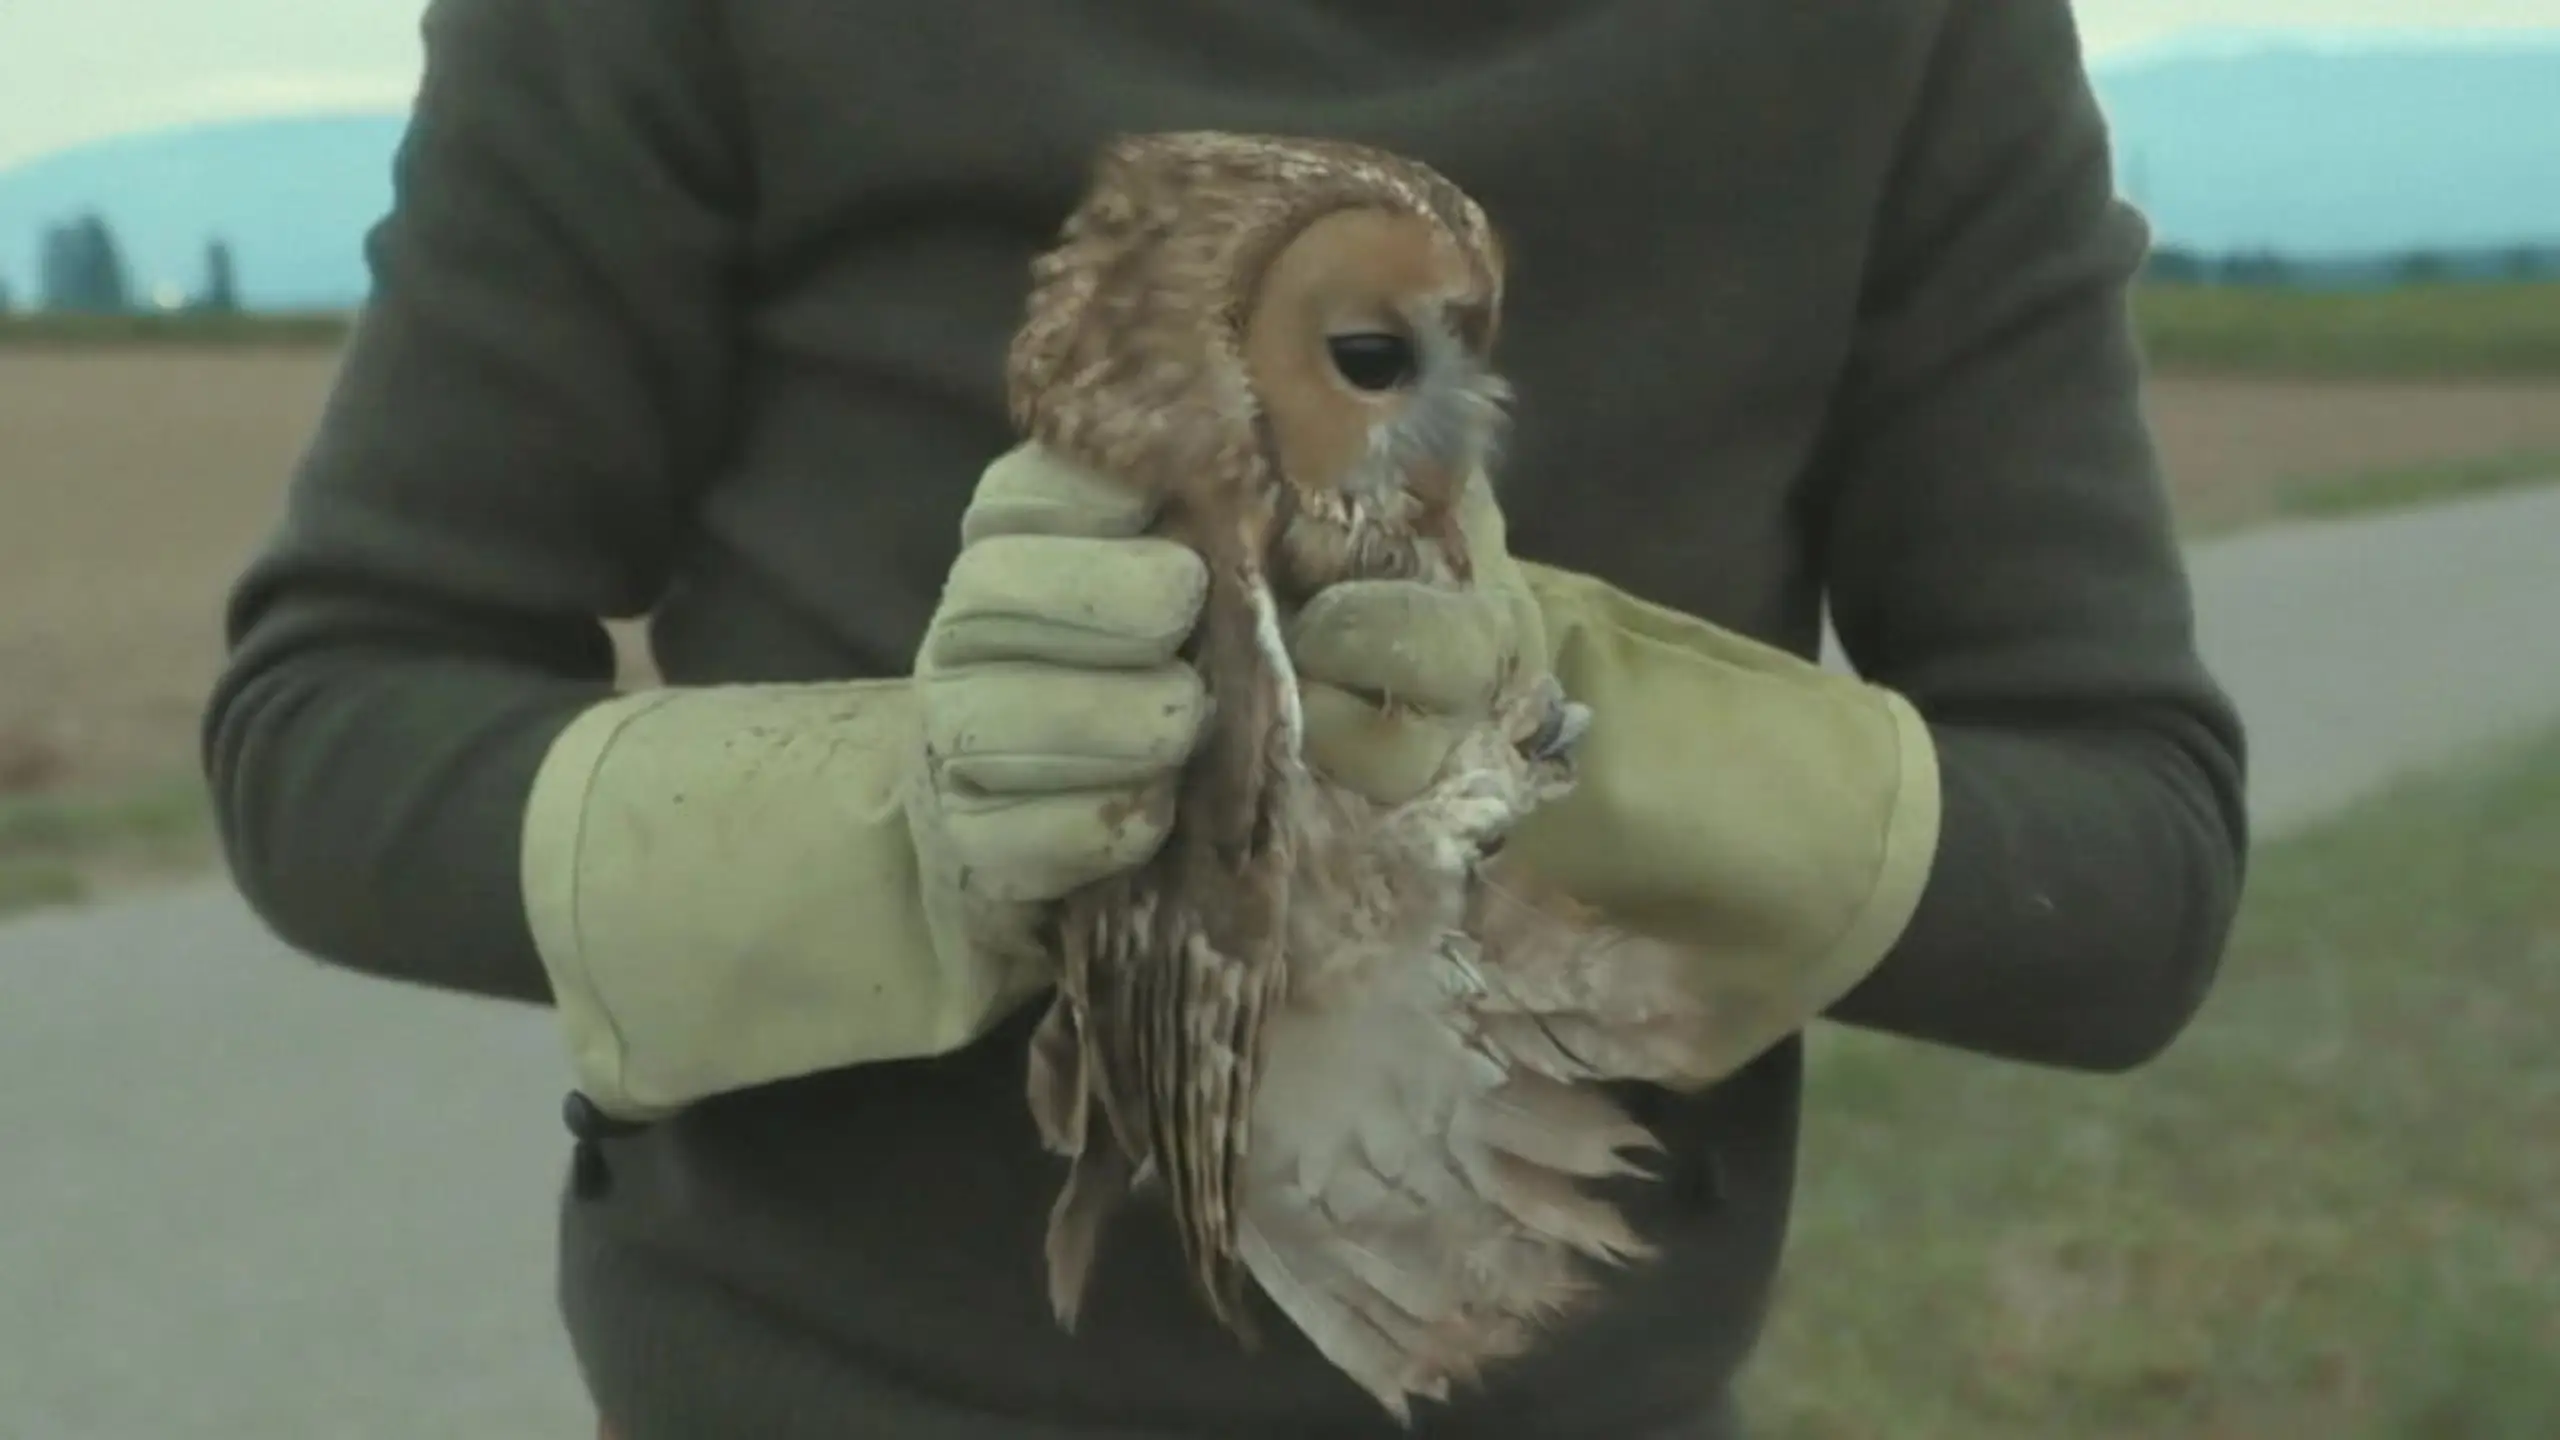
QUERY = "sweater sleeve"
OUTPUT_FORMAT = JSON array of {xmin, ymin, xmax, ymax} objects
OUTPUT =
[
  {"xmin": 201, "ymin": 0, "xmax": 747, "ymax": 1004},
  {"xmin": 1813, "ymin": 0, "xmax": 2251, "ymax": 1072}
]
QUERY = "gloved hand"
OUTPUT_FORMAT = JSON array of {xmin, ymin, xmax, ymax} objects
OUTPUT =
[
  {"xmin": 1288, "ymin": 478, "xmax": 1944, "ymax": 1082},
  {"xmin": 519, "ymin": 445, "xmax": 1209, "ymax": 1122},
  {"xmin": 906, "ymin": 446, "xmax": 1214, "ymax": 999},
  {"xmin": 1289, "ymin": 476, "xmax": 1546, "ymax": 804}
]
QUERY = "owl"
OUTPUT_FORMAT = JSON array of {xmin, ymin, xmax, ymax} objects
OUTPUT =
[{"xmin": 1009, "ymin": 131, "xmax": 1726, "ymax": 1423}]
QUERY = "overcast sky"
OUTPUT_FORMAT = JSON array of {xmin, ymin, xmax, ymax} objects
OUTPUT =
[{"xmin": 2, "ymin": 0, "xmax": 2557, "ymax": 169}]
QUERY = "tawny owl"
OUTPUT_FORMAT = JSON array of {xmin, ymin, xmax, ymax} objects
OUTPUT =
[{"xmin": 1009, "ymin": 131, "xmax": 1725, "ymax": 1423}]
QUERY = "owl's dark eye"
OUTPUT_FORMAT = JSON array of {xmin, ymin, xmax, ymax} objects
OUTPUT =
[{"xmin": 1326, "ymin": 332, "xmax": 1418, "ymax": 393}]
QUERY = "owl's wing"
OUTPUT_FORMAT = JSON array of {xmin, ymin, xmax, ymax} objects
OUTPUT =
[
  {"xmin": 1219, "ymin": 677, "xmax": 1736, "ymax": 1417},
  {"xmin": 1131, "ymin": 561, "xmax": 1305, "ymax": 1336},
  {"xmin": 1035, "ymin": 498, "xmax": 1305, "ymax": 1341},
  {"xmin": 1461, "ymin": 867, "xmax": 1731, "ymax": 1093},
  {"xmin": 1228, "ymin": 768, "xmax": 1666, "ymax": 1424},
  {"xmin": 1042, "ymin": 856, "xmax": 1287, "ymax": 1339},
  {"xmin": 1128, "ymin": 886, "xmax": 1280, "ymax": 1338}
]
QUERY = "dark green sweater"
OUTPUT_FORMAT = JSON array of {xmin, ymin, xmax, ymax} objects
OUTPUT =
[{"xmin": 203, "ymin": 0, "xmax": 2249, "ymax": 1434}]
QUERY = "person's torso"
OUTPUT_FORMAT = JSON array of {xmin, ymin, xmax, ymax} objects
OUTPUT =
[{"xmin": 585, "ymin": 2, "xmax": 1943, "ymax": 1434}]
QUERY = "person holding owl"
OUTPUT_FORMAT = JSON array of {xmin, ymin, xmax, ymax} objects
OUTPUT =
[{"xmin": 203, "ymin": 0, "xmax": 2248, "ymax": 1436}]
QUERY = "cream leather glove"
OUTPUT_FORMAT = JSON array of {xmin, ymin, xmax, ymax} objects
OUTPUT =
[
  {"xmin": 520, "ymin": 446, "xmax": 1209, "ymax": 1121},
  {"xmin": 1288, "ymin": 476, "xmax": 1943, "ymax": 1082},
  {"xmin": 1289, "ymin": 477, "xmax": 1547, "ymax": 804}
]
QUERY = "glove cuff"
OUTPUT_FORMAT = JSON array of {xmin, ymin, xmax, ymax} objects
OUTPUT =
[
  {"xmin": 1806, "ymin": 686, "xmax": 1940, "ymax": 1013},
  {"xmin": 1511, "ymin": 562, "xmax": 1943, "ymax": 1065},
  {"xmin": 521, "ymin": 681, "xmax": 1038, "ymax": 1121}
]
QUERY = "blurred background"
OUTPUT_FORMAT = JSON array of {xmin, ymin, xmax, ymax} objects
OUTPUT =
[{"xmin": 2, "ymin": 3, "xmax": 2556, "ymax": 1438}]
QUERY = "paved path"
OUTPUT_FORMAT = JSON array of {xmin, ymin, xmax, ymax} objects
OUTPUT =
[
  {"xmin": 7, "ymin": 484, "xmax": 2560, "ymax": 1440},
  {"xmin": 2183, "ymin": 484, "xmax": 2560, "ymax": 832},
  {"xmin": 1, "ymin": 890, "xmax": 584, "ymax": 1439}
]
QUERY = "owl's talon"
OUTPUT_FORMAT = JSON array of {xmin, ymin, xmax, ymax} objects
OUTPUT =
[{"xmin": 1524, "ymin": 700, "xmax": 1592, "ymax": 762}]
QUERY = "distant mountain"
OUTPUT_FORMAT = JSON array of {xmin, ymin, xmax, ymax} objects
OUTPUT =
[
  {"xmin": 2, "ymin": 36, "xmax": 2557, "ymax": 311},
  {"xmin": 0, "ymin": 115, "xmax": 403, "ymax": 310},
  {"xmin": 2091, "ymin": 37, "xmax": 2560, "ymax": 259}
]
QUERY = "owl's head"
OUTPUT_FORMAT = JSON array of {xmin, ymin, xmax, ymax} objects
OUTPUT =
[{"xmin": 1008, "ymin": 131, "xmax": 1510, "ymax": 595}]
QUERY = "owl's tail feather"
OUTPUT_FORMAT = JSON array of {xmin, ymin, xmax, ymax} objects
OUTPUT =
[
  {"xmin": 1026, "ymin": 993, "xmax": 1087, "ymax": 1157},
  {"xmin": 1028, "ymin": 992, "xmax": 1140, "ymax": 1332},
  {"xmin": 1044, "ymin": 1138, "xmax": 1135, "ymax": 1332}
]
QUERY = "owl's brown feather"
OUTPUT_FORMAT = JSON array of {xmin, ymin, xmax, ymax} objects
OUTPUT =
[
  {"xmin": 1034, "ymin": 487, "xmax": 1304, "ymax": 1334},
  {"xmin": 1010, "ymin": 131, "xmax": 1726, "ymax": 1423}
]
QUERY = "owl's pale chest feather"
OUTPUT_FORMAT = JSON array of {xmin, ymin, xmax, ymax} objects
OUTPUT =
[{"xmin": 1009, "ymin": 130, "xmax": 1725, "ymax": 1424}]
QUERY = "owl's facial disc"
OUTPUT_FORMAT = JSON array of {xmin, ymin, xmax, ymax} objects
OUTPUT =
[{"xmin": 1242, "ymin": 207, "xmax": 1509, "ymax": 529}]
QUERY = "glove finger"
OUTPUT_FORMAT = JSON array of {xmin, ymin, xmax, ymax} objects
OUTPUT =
[
  {"xmin": 1289, "ymin": 579, "xmax": 1513, "ymax": 719},
  {"xmin": 940, "ymin": 780, "xmax": 1176, "ymax": 901},
  {"xmin": 925, "ymin": 662, "xmax": 1206, "ymax": 794},
  {"xmin": 1299, "ymin": 681, "xmax": 1465, "ymax": 806},
  {"xmin": 926, "ymin": 534, "xmax": 1206, "ymax": 671},
  {"xmin": 1453, "ymin": 469, "xmax": 1510, "ymax": 550},
  {"xmin": 1504, "ymin": 575, "xmax": 1553, "ymax": 671},
  {"xmin": 1452, "ymin": 472, "xmax": 1554, "ymax": 668},
  {"xmin": 962, "ymin": 444, "xmax": 1158, "ymax": 545}
]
